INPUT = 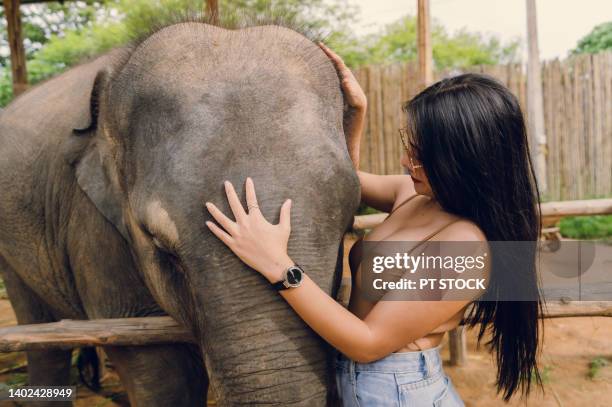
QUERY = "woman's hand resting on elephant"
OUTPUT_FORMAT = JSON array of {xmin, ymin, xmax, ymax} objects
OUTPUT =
[
  {"xmin": 319, "ymin": 42, "xmax": 367, "ymax": 112},
  {"xmin": 318, "ymin": 42, "xmax": 366, "ymax": 169},
  {"xmin": 205, "ymin": 178, "xmax": 294, "ymax": 284}
]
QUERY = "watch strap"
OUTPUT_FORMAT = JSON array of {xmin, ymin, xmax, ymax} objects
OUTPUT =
[
  {"xmin": 272, "ymin": 280, "xmax": 289, "ymax": 291},
  {"xmin": 272, "ymin": 264, "xmax": 304, "ymax": 291}
]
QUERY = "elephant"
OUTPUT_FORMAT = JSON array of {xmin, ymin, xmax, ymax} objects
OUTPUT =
[{"xmin": 0, "ymin": 19, "xmax": 360, "ymax": 406}]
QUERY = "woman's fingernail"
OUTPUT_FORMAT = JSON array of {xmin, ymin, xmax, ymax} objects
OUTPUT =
[{"xmin": 205, "ymin": 221, "xmax": 212, "ymax": 227}]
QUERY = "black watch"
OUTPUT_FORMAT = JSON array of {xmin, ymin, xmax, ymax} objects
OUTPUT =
[{"xmin": 272, "ymin": 265, "xmax": 305, "ymax": 291}]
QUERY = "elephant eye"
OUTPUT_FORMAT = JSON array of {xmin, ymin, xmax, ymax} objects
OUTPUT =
[
  {"xmin": 146, "ymin": 229, "xmax": 184, "ymax": 272},
  {"xmin": 152, "ymin": 236, "xmax": 167, "ymax": 250},
  {"xmin": 143, "ymin": 227, "xmax": 175, "ymax": 254},
  {"xmin": 154, "ymin": 242, "xmax": 185, "ymax": 274},
  {"xmin": 153, "ymin": 235, "xmax": 177, "ymax": 255}
]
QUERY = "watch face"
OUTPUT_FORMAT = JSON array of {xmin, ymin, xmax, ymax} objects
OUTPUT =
[{"xmin": 286, "ymin": 267, "xmax": 303, "ymax": 286}]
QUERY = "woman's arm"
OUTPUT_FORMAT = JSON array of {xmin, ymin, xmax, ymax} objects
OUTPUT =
[
  {"xmin": 358, "ymin": 172, "xmax": 415, "ymax": 213},
  {"xmin": 205, "ymin": 179, "xmax": 472, "ymax": 362},
  {"xmin": 278, "ymin": 273, "xmax": 468, "ymax": 362},
  {"xmin": 319, "ymin": 44, "xmax": 414, "ymax": 213},
  {"xmin": 319, "ymin": 43, "xmax": 366, "ymax": 170}
]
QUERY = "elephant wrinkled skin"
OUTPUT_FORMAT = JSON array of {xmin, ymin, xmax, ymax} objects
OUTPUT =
[{"xmin": 0, "ymin": 21, "xmax": 359, "ymax": 406}]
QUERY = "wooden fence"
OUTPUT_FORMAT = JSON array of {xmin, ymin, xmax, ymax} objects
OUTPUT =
[{"xmin": 353, "ymin": 52, "xmax": 612, "ymax": 201}]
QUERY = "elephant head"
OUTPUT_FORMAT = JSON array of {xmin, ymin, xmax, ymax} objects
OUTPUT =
[{"xmin": 71, "ymin": 22, "xmax": 360, "ymax": 405}]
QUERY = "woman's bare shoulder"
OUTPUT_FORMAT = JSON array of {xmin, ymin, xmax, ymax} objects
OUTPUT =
[
  {"xmin": 392, "ymin": 178, "xmax": 417, "ymax": 208},
  {"xmin": 435, "ymin": 218, "xmax": 487, "ymax": 242}
]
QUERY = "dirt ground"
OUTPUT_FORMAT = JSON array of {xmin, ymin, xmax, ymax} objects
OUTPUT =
[{"xmin": 0, "ymin": 235, "xmax": 610, "ymax": 406}]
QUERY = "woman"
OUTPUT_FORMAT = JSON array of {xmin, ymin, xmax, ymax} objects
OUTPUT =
[{"xmin": 204, "ymin": 43, "xmax": 542, "ymax": 406}]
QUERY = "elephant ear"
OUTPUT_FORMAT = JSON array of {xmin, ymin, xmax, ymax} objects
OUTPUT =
[{"xmin": 68, "ymin": 69, "xmax": 130, "ymax": 241}]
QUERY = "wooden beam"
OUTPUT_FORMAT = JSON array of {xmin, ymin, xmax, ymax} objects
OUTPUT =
[
  {"xmin": 416, "ymin": 0, "xmax": 433, "ymax": 89},
  {"xmin": 446, "ymin": 300, "xmax": 612, "ymax": 366},
  {"xmin": 0, "ymin": 316, "xmax": 196, "ymax": 352},
  {"xmin": 540, "ymin": 198, "xmax": 612, "ymax": 217},
  {"xmin": 3, "ymin": 0, "xmax": 28, "ymax": 96},
  {"xmin": 0, "ymin": 301, "xmax": 609, "ymax": 352},
  {"xmin": 353, "ymin": 198, "xmax": 612, "ymax": 231},
  {"xmin": 543, "ymin": 301, "xmax": 612, "ymax": 318}
]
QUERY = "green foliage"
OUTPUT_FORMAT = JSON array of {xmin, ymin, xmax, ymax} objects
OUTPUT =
[
  {"xmin": 559, "ymin": 215, "xmax": 612, "ymax": 240},
  {"xmin": 536, "ymin": 365, "xmax": 553, "ymax": 384},
  {"xmin": 0, "ymin": 1, "xmax": 106, "ymax": 105},
  {"xmin": 572, "ymin": 21, "xmax": 612, "ymax": 55},
  {"xmin": 35, "ymin": 21, "xmax": 128, "ymax": 68},
  {"xmin": 0, "ymin": 275, "xmax": 5, "ymax": 300},
  {"xmin": 0, "ymin": 69, "xmax": 13, "ymax": 107},
  {"xmin": 0, "ymin": 1, "xmax": 519, "ymax": 106},
  {"xmin": 5, "ymin": 373, "xmax": 28, "ymax": 387},
  {"xmin": 356, "ymin": 203, "xmax": 380, "ymax": 216},
  {"xmin": 0, "ymin": 0, "xmax": 357, "ymax": 107},
  {"xmin": 0, "ymin": 1, "xmax": 104, "ymax": 66},
  {"xmin": 433, "ymin": 28, "xmax": 519, "ymax": 69},
  {"xmin": 587, "ymin": 357, "xmax": 609, "ymax": 380},
  {"xmin": 352, "ymin": 15, "xmax": 520, "ymax": 69}
]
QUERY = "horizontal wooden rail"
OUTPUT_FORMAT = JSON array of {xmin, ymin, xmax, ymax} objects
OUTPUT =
[
  {"xmin": 0, "ymin": 316, "xmax": 196, "ymax": 352},
  {"xmin": 1, "ymin": 301, "xmax": 610, "ymax": 352},
  {"xmin": 353, "ymin": 213, "xmax": 386, "ymax": 231},
  {"xmin": 540, "ymin": 198, "xmax": 612, "ymax": 217},
  {"xmin": 542, "ymin": 301, "xmax": 612, "ymax": 318},
  {"xmin": 352, "ymin": 198, "xmax": 612, "ymax": 231}
]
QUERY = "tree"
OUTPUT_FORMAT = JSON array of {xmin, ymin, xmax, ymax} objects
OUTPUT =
[
  {"xmin": 350, "ymin": 15, "xmax": 520, "ymax": 69},
  {"xmin": 20, "ymin": 0, "xmax": 358, "ymax": 66},
  {"xmin": 0, "ymin": 1, "xmax": 105, "ymax": 105},
  {"xmin": 1, "ymin": 0, "xmax": 358, "ymax": 106},
  {"xmin": 571, "ymin": 21, "xmax": 612, "ymax": 55},
  {"xmin": 0, "ymin": 1, "xmax": 103, "ymax": 67}
]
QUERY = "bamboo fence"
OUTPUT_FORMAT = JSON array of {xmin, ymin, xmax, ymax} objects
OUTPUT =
[{"xmin": 353, "ymin": 52, "xmax": 612, "ymax": 201}]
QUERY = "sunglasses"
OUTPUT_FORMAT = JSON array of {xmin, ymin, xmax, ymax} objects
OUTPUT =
[{"xmin": 398, "ymin": 127, "xmax": 423, "ymax": 171}]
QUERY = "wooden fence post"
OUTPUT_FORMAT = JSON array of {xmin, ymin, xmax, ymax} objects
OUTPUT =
[
  {"xmin": 417, "ymin": 0, "xmax": 433, "ymax": 89},
  {"xmin": 206, "ymin": 0, "xmax": 219, "ymax": 25},
  {"xmin": 526, "ymin": 0, "xmax": 548, "ymax": 194},
  {"xmin": 448, "ymin": 325, "xmax": 467, "ymax": 366}
]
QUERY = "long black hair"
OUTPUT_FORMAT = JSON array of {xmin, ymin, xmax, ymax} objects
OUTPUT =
[{"xmin": 404, "ymin": 73, "xmax": 542, "ymax": 400}]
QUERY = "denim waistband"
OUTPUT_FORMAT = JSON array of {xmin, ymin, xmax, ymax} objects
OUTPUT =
[{"xmin": 336, "ymin": 346, "xmax": 443, "ymax": 375}]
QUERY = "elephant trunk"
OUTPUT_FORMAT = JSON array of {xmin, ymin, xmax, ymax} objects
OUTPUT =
[
  {"xmin": 173, "ymin": 197, "xmax": 352, "ymax": 405},
  {"xmin": 188, "ymin": 255, "xmax": 338, "ymax": 405}
]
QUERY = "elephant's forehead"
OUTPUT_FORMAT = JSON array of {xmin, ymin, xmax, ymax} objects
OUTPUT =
[
  {"xmin": 145, "ymin": 200, "xmax": 179, "ymax": 243},
  {"xmin": 111, "ymin": 23, "xmax": 337, "ymax": 95}
]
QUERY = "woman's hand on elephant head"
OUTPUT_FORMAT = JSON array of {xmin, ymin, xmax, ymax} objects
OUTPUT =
[
  {"xmin": 318, "ymin": 42, "xmax": 367, "ymax": 112},
  {"xmin": 205, "ymin": 178, "xmax": 294, "ymax": 284}
]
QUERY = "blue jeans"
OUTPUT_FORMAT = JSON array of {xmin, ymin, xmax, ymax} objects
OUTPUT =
[{"xmin": 335, "ymin": 347, "xmax": 464, "ymax": 407}]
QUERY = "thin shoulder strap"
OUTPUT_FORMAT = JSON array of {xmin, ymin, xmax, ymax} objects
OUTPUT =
[
  {"xmin": 387, "ymin": 194, "xmax": 419, "ymax": 217},
  {"xmin": 421, "ymin": 218, "xmax": 462, "ymax": 242},
  {"xmin": 409, "ymin": 218, "xmax": 462, "ymax": 254}
]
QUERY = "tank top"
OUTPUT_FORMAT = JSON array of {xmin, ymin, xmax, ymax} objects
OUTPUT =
[
  {"xmin": 349, "ymin": 195, "xmax": 461, "ymax": 274},
  {"xmin": 347, "ymin": 194, "xmax": 462, "ymax": 351}
]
